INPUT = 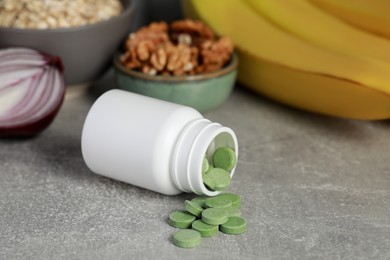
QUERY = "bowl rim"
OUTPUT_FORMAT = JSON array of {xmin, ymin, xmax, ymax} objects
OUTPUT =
[
  {"xmin": 0, "ymin": 0, "xmax": 133, "ymax": 33},
  {"xmin": 113, "ymin": 51, "xmax": 238, "ymax": 82}
]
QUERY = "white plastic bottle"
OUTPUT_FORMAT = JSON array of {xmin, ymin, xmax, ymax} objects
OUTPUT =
[{"xmin": 81, "ymin": 89, "xmax": 238, "ymax": 196}]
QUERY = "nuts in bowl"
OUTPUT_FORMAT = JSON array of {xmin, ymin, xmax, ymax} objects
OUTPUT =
[
  {"xmin": 120, "ymin": 19, "xmax": 234, "ymax": 76},
  {"xmin": 114, "ymin": 19, "xmax": 238, "ymax": 112}
]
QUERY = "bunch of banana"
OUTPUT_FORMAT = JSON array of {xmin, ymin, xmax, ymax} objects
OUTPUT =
[{"xmin": 183, "ymin": 0, "xmax": 390, "ymax": 120}]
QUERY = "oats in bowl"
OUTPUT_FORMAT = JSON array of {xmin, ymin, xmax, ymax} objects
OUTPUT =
[
  {"xmin": 0, "ymin": 0, "xmax": 123, "ymax": 29},
  {"xmin": 0, "ymin": 0, "xmax": 133, "ymax": 85}
]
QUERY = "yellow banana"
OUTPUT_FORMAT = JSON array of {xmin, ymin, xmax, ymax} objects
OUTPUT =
[
  {"xmin": 182, "ymin": 0, "xmax": 390, "ymax": 119},
  {"xmin": 309, "ymin": 0, "xmax": 390, "ymax": 39},
  {"xmin": 237, "ymin": 50, "xmax": 390, "ymax": 120},
  {"xmin": 183, "ymin": 0, "xmax": 390, "ymax": 93},
  {"xmin": 244, "ymin": 0, "xmax": 390, "ymax": 65}
]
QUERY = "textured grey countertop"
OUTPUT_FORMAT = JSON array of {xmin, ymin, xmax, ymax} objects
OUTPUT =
[{"xmin": 1, "ymin": 84, "xmax": 390, "ymax": 259}]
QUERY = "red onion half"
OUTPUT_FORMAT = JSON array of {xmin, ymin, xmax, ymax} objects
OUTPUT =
[{"xmin": 0, "ymin": 48, "xmax": 66, "ymax": 137}]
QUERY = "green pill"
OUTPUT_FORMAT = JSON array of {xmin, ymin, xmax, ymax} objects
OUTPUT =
[
  {"xmin": 227, "ymin": 206, "xmax": 241, "ymax": 217},
  {"xmin": 202, "ymin": 172, "xmax": 215, "ymax": 191},
  {"xmin": 191, "ymin": 220, "xmax": 219, "ymax": 237},
  {"xmin": 217, "ymin": 193, "xmax": 241, "ymax": 208},
  {"xmin": 169, "ymin": 211, "xmax": 196, "ymax": 229},
  {"xmin": 205, "ymin": 196, "xmax": 232, "ymax": 209},
  {"xmin": 202, "ymin": 208, "xmax": 228, "ymax": 225},
  {"xmin": 202, "ymin": 176, "xmax": 219, "ymax": 191},
  {"xmin": 191, "ymin": 196, "xmax": 208, "ymax": 208},
  {"xmin": 172, "ymin": 229, "xmax": 202, "ymax": 248},
  {"xmin": 202, "ymin": 168, "xmax": 231, "ymax": 191},
  {"xmin": 202, "ymin": 157, "xmax": 209, "ymax": 174},
  {"xmin": 220, "ymin": 216, "xmax": 247, "ymax": 235},
  {"xmin": 213, "ymin": 147, "xmax": 237, "ymax": 171},
  {"xmin": 184, "ymin": 200, "xmax": 203, "ymax": 217}
]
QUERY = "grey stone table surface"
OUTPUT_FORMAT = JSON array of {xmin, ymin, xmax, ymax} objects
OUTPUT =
[{"xmin": 1, "ymin": 86, "xmax": 390, "ymax": 260}]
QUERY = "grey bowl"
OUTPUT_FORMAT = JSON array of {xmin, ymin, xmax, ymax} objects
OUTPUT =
[{"xmin": 0, "ymin": 0, "xmax": 134, "ymax": 85}]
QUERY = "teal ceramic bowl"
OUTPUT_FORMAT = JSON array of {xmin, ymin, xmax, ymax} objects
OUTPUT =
[{"xmin": 113, "ymin": 53, "xmax": 238, "ymax": 112}]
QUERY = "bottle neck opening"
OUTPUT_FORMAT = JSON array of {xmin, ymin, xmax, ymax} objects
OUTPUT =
[{"xmin": 171, "ymin": 118, "xmax": 238, "ymax": 196}]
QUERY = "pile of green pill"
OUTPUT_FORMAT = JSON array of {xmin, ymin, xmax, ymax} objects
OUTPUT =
[
  {"xmin": 169, "ymin": 192, "xmax": 247, "ymax": 248},
  {"xmin": 202, "ymin": 147, "xmax": 237, "ymax": 191}
]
